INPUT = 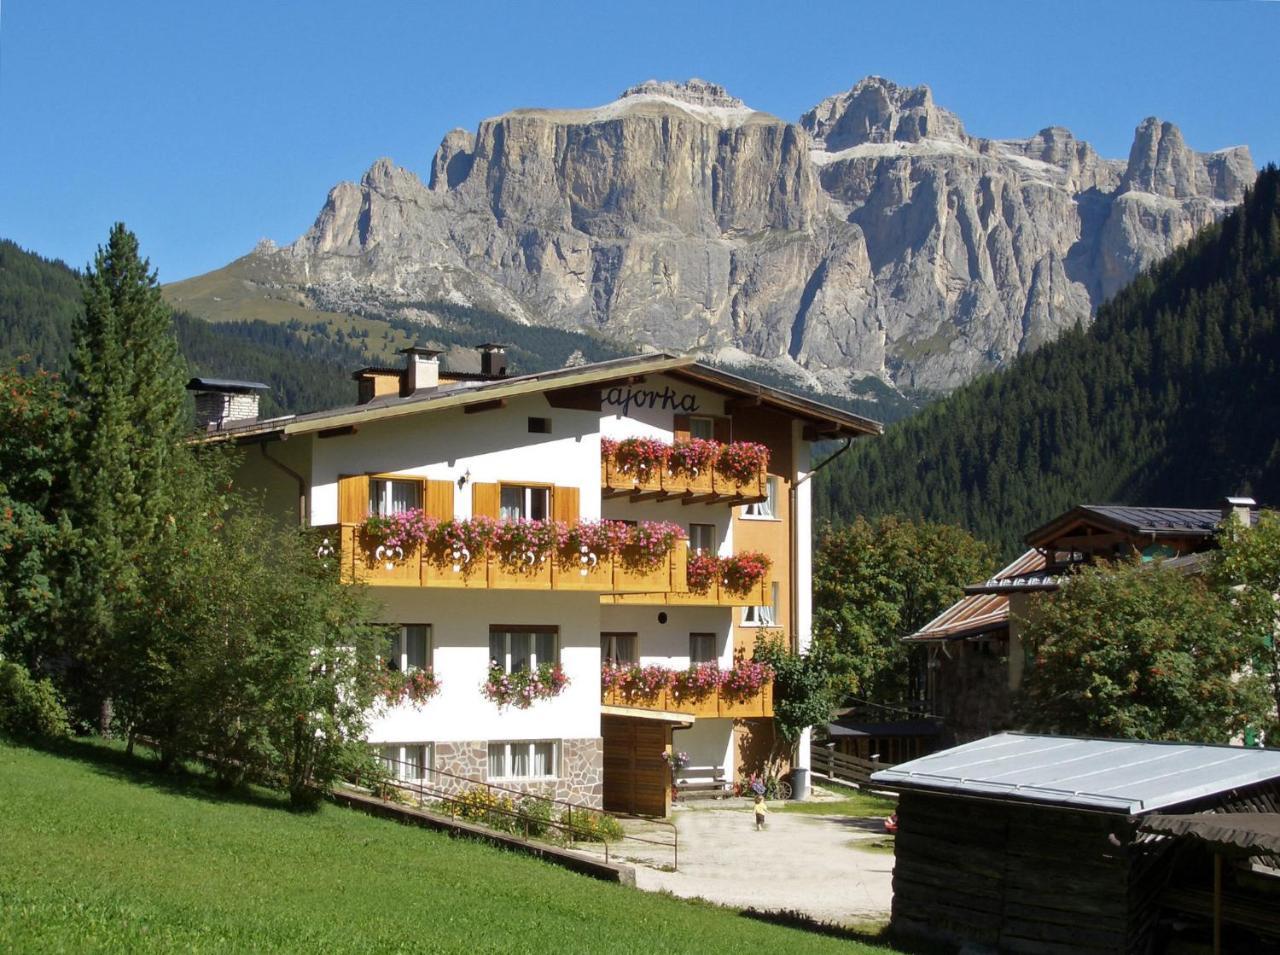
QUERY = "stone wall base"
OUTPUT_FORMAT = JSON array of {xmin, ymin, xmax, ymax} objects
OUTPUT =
[{"xmin": 432, "ymin": 738, "xmax": 603, "ymax": 808}]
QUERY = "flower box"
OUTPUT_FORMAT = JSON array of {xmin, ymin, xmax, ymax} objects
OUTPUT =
[
  {"xmin": 551, "ymin": 552, "xmax": 614, "ymax": 591},
  {"xmin": 717, "ymin": 577, "xmax": 768, "ymax": 606},
  {"xmin": 668, "ymin": 691, "xmax": 719, "ymax": 718},
  {"xmin": 718, "ymin": 688, "xmax": 768, "ymax": 718},
  {"xmin": 712, "ymin": 469, "xmax": 765, "ymax": 498},
  {"xmin": 354, "ymin": 531, "xmax": 422, "ymax": 587}
]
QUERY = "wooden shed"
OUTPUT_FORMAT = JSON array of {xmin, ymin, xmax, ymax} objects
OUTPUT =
[{"xmin": 871, "ymin": 733, "xmax": 1280, "ymax": 955}]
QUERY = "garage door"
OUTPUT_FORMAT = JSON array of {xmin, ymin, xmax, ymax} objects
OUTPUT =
[{"xmin": 602, "ymin": 715, "xmax": 670, "ymax": 817}]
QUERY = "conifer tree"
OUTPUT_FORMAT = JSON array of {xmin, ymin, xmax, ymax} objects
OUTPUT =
[{"xmin": 66, "ymin": 224, "xmax": 189, "ymax": 732}]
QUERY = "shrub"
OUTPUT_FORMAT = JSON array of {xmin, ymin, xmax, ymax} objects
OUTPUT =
[
  {"xmin": 0, "ymin": 661, "xmax": 71, "ymax": 740},
  {"xmin": 517, "ymin": 794, "xmax": 554, "ymax": 838},
  {"xmin": 455, "ymin": 786, "xmax": 518, "ymax": 833},
  {"xmin": 557, "ymin": 806, "xmax": 624, "ymax": 843}
]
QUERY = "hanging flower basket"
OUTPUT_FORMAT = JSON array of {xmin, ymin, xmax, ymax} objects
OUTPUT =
[
  {"xmin": 720, "ymin": 551, "xmax": 772, "ymax": 596},
  {"xmin": 686, "ymin": 553, "xmax": 720, "ymax": 594},
  {"xmin": 381, "ymin": 668, "xmax": 443, "ymax": 707}
]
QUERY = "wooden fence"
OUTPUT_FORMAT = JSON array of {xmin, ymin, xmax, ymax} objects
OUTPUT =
[{"xmin": 810, "ymin": 746, "xmax": 888, "ymax": 787}]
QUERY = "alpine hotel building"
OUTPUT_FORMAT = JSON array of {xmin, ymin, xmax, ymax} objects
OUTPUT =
[{"xmin": 196, "ymin": 346, "xmax": 879, "ymax": 816}]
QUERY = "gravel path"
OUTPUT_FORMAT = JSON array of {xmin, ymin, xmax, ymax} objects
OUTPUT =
[{"xmin": 595, "ymin": 801, "xmax": 895, "ymax": 927}]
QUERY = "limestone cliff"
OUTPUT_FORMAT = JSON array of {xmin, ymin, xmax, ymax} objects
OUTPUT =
[{"xmin": 221, "ymin": 76, "xmax": 1255, "ymax": 394}]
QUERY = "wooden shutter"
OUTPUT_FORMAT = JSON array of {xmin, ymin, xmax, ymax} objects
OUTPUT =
[
  {"xmin": 472, "ymin": 482, "xmax": 500, "ymax": 519},
  {"xmin": 713, "ymin": 417, "xmax": 731, "ymax": 444},
  {"xmin": 673, "ymin": 415, "xmax": 691, "ymax": 442},
  {"xmin": 552, "ymin": 485, "xmax": 580, "ymax": 525},
  {"xmin": 338, "ymin": 474, "xmax": 369, "ymax": 524},
  {"xmin": 425, "ymin": 479, "xmax": 454, "ymax": 521}
]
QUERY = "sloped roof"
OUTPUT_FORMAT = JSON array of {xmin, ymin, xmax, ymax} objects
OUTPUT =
[
  {"xmin": 1140, "ymin": 812, "xmax": 1280, "ymax": 856},
  {"xmin": 1026, "ymin": 504, "xmax": 1255, "ymax": 548},
  {"xmin": 196, "ymin": 352, "xmax": 883, "ymax": 443},
  {"xmin": 905, "ymin": 549, "xmax": 1045, "ymax": 642},
  {"xmin": 870, "ymin": 733, "xmax": 1280, "ymax": 814}
]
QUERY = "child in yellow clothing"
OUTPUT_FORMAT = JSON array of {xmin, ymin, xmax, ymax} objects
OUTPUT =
[{"xmin": 754, "ymin": 794, "xmax": 769, "ymax": 831}]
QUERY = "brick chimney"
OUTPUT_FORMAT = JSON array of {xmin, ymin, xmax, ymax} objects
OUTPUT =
[
  {"xmin": 186, "ymin": 378, "xmax": 269, "ymax": 431},
  {"xmin": 1221, "ymin": 496, "xmax": 1256, "ymax": 527},
  {"xmin": 399, "ymin": 346, "xmax": 442, "ymax": 395},
  {"xmin": 477, "ymin": 342, "xmax": 510, "ymax": 379}
]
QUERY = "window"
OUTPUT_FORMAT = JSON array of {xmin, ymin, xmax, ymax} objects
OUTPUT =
[
  {"xmin": 742, "ymin": 582, "xmax": 779, "ymax": 627},
  {"xmin": 600, "ymin": 632, "xmax": 638, "ymax": 665},
  {"xmin": 489, "ymin": 627, "xmax": 557, "ymax": 673},
  {"xmin": 379, "ymin": 743, "xmax": 432, "ymax": 781},
  {"xmin": 528, "ymin": 417, "xmax": 551, "ymax": 434},
  {"xmin": 688, "ymin": 416, "xmax": 715, "ymax": 441},
  {"xmin": 688, "ymin": 523, "xmax": 716, "ymax": 555},
  {"xmin": 689, "ymin": 633, "xmax": 717, "ymax": 664},
  {"xmin": 742, "ymin": 476, "xmax": 778, "ymax": 519},
  {"xmin": 370, "ymin": 478, "xmax": 421, "ymax": 517},
  {"xmin": 488, "ymin": 740, "xmax": 557, "ymax": 780},
  {"xmin": 499, "ymin": 484, "xmax": 549, "ymax": 521},
  {"xmin": 381, "ymin": 624, "xmax": 432, "ymax": 673}
]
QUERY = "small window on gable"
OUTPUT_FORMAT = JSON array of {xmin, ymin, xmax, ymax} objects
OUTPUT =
[
  {"xmin": 688, "ymin": 416, "xmax": 715, "ymax": 441},
  {"xmin": 528, "ymin": 417, "xmax": 552, "ymax": 434}
]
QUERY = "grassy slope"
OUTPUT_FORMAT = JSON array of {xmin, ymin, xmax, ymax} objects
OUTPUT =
[{"xmin": 0, "ymin": 742, "xmax": 898, "ymax": 954}]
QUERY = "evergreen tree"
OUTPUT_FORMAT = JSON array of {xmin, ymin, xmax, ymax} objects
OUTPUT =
[{"xmin": 65, "ymin": 224, "xmax": 190, "ymax": 731}]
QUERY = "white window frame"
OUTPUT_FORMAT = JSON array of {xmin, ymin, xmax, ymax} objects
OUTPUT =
[
  {"xmin": 383, "ymin": 624, "xmax": 432, "ymax": 673},
  {"xmin": 379, "ymin": 743, "xmax": 432, "ymax": 782},
  {"xmin": 601, "ymin": 632, "xmax": 638, "ymax": 665},
  {"xmin": 742, "ymin": 476, "xmax": 778, "ymax": 520},
  {"xmin": 499, "ymin": 484, "xmax": 550, "ymax": 521},
  {"xmin": 489, "ymin": 628, "xmax": 558, "ymax": 674},
  {"xmin": 487, "ymin": 740, "xmax": 559, "ymax": 781},
  {"xmin": 369, "ymin": 477, "xmax": 422, "ymax": 517},
  {"xmin": 688, "ymin": 522, "xmax": 716, "ymax": 556},
  {"xmin": 689, "ymin": 633, "xmax": 717, "ymax": 664},
  {"xmin": 688, "ymin": 416, "xmax": 715, "ymax": 441},
  {"xmin": 742, "ymin": 582, "xmax": 779, "ymax": 628}
]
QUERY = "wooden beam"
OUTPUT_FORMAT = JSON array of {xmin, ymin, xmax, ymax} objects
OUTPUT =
[
  {"xmin": 544, "ymin": 385, "xmax": 601, "ymax": 411},
  {"xmin": 629, "ymin": 490, "xmax": 669, "ymax": 503},
  {"xmin": 724, "ymin": 395, "xmax": 762, "ymax": 414},
  {"xmin": 464, "ymin": 398, "xmax": 507, "ymax": 415}
]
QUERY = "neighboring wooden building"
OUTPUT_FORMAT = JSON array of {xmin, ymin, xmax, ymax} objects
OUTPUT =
[
  {"xmin": 872, "ymin": 733, "xmax": 1280, "ymax": 955},
  {"xmin": 906, "ymin": 501, "xmax": 1257, "ymax": 744}
]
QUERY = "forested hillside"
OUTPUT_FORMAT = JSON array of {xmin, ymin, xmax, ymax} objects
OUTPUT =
[{"xmin": 818, "ymin": 166, "xmax": 1280, "ymax": 556}]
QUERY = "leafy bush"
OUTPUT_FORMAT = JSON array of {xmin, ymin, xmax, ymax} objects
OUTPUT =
[
  {"xmin": 517, "ymin": 795, "xmax": 554, "ymax": 838},
  {"xmin": 557, "ymin": 807, "xmax": 624, "ymax": 843},
  {"xmin": 454, "ymin": 786, "xmax": 518, "ymax": 833},
  {"xmin": 0, "ymin": 661, "xmax": 71, "ymax": 740}
]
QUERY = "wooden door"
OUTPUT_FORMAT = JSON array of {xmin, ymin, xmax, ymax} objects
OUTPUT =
[{"xmin": 602, "ymin": 715, "xmax": 671, "ymax": 817}]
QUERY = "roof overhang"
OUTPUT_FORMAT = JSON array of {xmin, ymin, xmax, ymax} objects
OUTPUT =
[{"xmin": 601, "ymin": 705, "xmax": 694, "ymax": 724}]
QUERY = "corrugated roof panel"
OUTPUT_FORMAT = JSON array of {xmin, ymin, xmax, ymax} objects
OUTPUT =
[
  {"xmin": 906, "ymin": 550, "xmax": 1045, "ymax": 642},
  {"xmin": 871, "ymin": 733, "xmax": 1280, "ymax": 814}
]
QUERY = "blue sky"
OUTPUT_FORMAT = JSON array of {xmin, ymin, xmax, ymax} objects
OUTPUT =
[{"xmin": 2, "ymin": 0, "xmax": 1277, "ymax": 282}]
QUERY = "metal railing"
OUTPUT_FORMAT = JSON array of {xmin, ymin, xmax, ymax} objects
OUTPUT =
[{"xmin": 351, "ymin": 757, "xmax": 678, "ymax": 870}]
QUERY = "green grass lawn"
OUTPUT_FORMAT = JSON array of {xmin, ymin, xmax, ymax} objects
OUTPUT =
[
  {"xmin": 0, "ymin": 741, "xmax": 904, "ymax": 954},
  {"xmin": 775, "ymin": 780, "xmax": 898, "ymax": 818}
]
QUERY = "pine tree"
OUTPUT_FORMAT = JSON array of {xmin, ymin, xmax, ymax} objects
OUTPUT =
[{"xmin": 66, "ymin": 224, "xmax": 190, "ymax": 733}]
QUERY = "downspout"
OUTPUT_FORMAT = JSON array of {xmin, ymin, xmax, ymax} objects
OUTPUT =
[
  {"xmin": 260, "ymin": 440, "xmax": 307, "ymax": 526},
  {"xmin": 789, "ymin": 436, "xmax": 852, "ymax": 653}
]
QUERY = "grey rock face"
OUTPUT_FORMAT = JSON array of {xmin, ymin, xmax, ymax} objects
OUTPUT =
[{"xmin": 247, "ymin": 77, "xmax": 1253, "ymax": 394}]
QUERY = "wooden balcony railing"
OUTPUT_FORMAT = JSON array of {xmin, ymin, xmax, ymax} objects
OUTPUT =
[
  {"xmin": 601, "ymin": 449, "xmax": 767, "ymax": 502},
  {"xmin": 602, "ymin": 683, "xmax": 773, "ymax": 719},
  {"xmin": 315, "ymin": 524, "xmax": 690, "ymax": 594}
]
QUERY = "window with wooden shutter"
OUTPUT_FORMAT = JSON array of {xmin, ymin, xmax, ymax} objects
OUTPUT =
[
  {"xmin": 673, "ymin": 415, "xmax": 691, "ymax": 442},
  {"xmin": 425, "ymin": 479, "xmax": 454, "ymax": 521},
  {"xmin": 552, "ymin": 485, "xmax": 580, "ymax": 525},
  {"xmin": 338, "ymin": 474, "xmax": 370, "ymax": 524},
  {"xmin": 472, "ymin": 482, "xmax": 500, "ymax": 520}
]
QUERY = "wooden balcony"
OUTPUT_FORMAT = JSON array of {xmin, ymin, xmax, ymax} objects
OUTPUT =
[
  {"xmin": 600, "ymin": 452, "xmax": 767, "ymax": 504},
  {"xmin": 317, "ymin": 524, "xmax": 690, "ymax": 594},
  {"xmin": 602, "ymin": 683, "xmax": 773, "ymax": 719},
  {"xmin": 602, "ymin": 570, "xmax": 769, "ymax": 608}
]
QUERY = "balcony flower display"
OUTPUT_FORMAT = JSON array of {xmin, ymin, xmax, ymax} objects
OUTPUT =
[
  {"xmin": 556, "ymin": 520, "xmax": 630, "ymax": 573},
  {"xmin": 720, "ymin": 551, "xmax": 772, "ymax": 595},
  {"xmin": 670, "ymin": 662, "xmax": 724, "ymax": 703},
  {"xmin": 686, "ymin": 553, "xmax": 720, "ymax": 594},
  {"xmin": 601, "ymin": 663, "xmax": 673, "ymax": 700},
  {"xmin": 667, "ymin": 438, "xmax": 719, "ymax": 479},
  {"xmin": 428, "ymin": 517, "xmax": 497, "ymax": 571},
  {"xmin": 492, "ymin": 518, "xmax": 558, "ymax": 568},
  {"xmin": 611, "ymin": 436, "xmax": 669, "ymax": 479},
  {"xmin": 720, "ymin": 657, "xmax": 774, "ymax": 700},
  {"xmin": 381, "ymin": 667, "xmax": 442, "ymax": 707},
  {"xmin": 482, "ymin": 660, "xmax": 569, "ymax": 709},
  {"xmin": 620, "ymin": 521, "xmax": 686, "ymax": 572},
  {"xmin": 362, "ymin": 508, "xmax": 434, "ymax": 551},
  {"xmin": 715, "ymin": 441, "xmax": 770, "ymax": 484}
]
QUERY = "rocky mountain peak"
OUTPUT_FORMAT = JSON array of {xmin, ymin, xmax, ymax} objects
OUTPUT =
[
  {"xmin": 1121, "ymin": 117, "xmax": 1254, "ymax": 201},
  {"xmin": 618, "ymin": 78, "xmax": 747, "ymax": 110},
  {"xmin": 801, "ymin": 75, "xmax": 969, "ymax": 151}
]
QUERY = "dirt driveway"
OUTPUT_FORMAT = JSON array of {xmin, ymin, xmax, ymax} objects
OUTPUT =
[{"xmin": 600, "ymin": 799, "xmax": 895, "ymax": 927}]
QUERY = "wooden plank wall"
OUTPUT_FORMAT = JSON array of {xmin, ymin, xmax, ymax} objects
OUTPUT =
[{"xmin": 601, "ymin": 716, "xmax": 671, "ymax": 817}]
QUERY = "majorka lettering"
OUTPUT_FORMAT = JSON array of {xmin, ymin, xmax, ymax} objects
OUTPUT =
[{"xmin": 604, "ymin": 385, "xmax": 701, "ymax": 416}]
